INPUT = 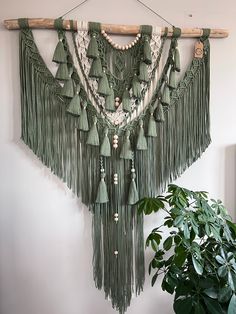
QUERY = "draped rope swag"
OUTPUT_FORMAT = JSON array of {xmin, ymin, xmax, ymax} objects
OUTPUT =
[{"xmin": 18, "ymin": 17, "xmax": 211, "ymax": 313}]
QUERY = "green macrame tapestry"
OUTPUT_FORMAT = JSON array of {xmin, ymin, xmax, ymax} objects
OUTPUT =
[{"xmin": 18, "ymin": 17, "xmax": 211, "ymax": 313}]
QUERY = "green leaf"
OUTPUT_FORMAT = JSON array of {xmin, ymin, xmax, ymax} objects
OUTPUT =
[
  {"xmin": 174, "ymin": 215, "xmax": 185, "ymax": 228},
  {"xmin": 174, "ymin": 246, "xmax": 188, "ymax": 268},
  {"xmin": 228, "ymin": 271, "xmax": 236, "ymax": 291},
  {"xmin": 163, "ymin": 236, "xmax": 173, "ymax": 251},
  {"xmin": 228, "ymin": 294, "xmax": 236, "ymax": 314},
  {"xmin": 204, "ymin": 287, "xmax": 218, "ymax": 299},
  {"xmin": 151, "ymin": 272, "xmax": 158, "ymax": 286},
  {"xmin": 174, "ymin": 297, "xmax": 193, "ymax": 314},
  {"xmin": 216, "ymin": 255, "xmax": 226, "ymax": 265},
  {"xmin": 192, "ymin": 256, "xmax": 203, "ymax": 275},
  {"xmin": 194, "ymin": 302, "xmax": 206, "ymax": 314},
  {"xmin": 218, "ymin": 286, "xmax": 232, "ymax": 303},
  {"xmin": 218, "ymin": 265, "xmax": 228, "ymax": 278},
  {"xmin": 203, "ymin": 296, "xmax": 224, "ymax": 314},
  {"xmin": 184, "ymin": 222, "xmax": 190, "ymax": 239}
]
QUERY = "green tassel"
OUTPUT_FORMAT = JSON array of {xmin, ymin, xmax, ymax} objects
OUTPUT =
[
  {"xmin": 100, "ymin": 128, "xmax": 111, "ymax": 157},
  {"xmin": 78, "ymin": 102, "xmax": 89, "ymax": 131},
  {"xmin": 161, "ymin": 80, "xmax": 170, "ymax": 106},
  {"xmin": 174, "ymin": 46, "xmax": 181, "ymax": 72},
  {"xmin": 139, "ymin": 61, "xmax": 149, "ymax": 83},
  {"xmin": 147, "ymin": 107, "xmax": 157, "ymax": 137},
  {"xmin": 136, "ymin": 120, "xmax": 147, "ymax": 150},
  {"xmin": 169, "ymin": 68, "xmax": 177, "ymax": 89},
  {"xmin": 87, "ymin": 116, "xmax": 100, "ymax": 146},
  {"xmin": 55, "ymin": 63, "xmax": 69, "ymax": 81},
  {"xmin": 89, "ymin": 58, "xmax": 103, "ymax": 78},
  {"xmin": 154, "ymin": 100, "xmax": 165, "ymax": 122},
  {"xmin": 122, "ymin": 88, "xmax": 131, "ymax": 113},
  {"xmin": 66, "ymin": 85, "xmax": 81, "ymax": 116},
  {"xmin": 143, "ymin": 36, "xmax": 152, "ymax": 64},
  {"xmin": 96, "ymin": 171, "xmax": 109, "ymax": 203},
  {"xmin": 87, "ymin": 33, "xmax": 99, "ymax": 59},
  {"xmin": 97, "ymin": 70, "xmax": 110, "ymax": 96},
  {"xmin": 132, "ymin": 75, "xmax": 142, "ymax": 99},
  {"xmin": 128, "ymin": 171, "xmax": 139, "ymax": 205},
  {"xmin": 61, "ymin": 78, "xmax": 74, "ymax": 98},
  {"xmin": 105, "ymin": 86, "xmax": 116, "ymax": 112},
  {"xmin": 120, "ymin": 130, "xmax": 133, "ymax": 159},
  {"xmin": 52, "ymin": 38, "xmax": 67, "ymax": 63}
]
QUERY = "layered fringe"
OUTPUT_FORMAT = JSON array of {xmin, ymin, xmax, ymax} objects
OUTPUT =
[{"xmin": 19, "ymin": 27, "xmax": 210, "ymax": 314}]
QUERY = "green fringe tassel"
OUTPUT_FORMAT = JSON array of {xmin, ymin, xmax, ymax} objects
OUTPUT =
[
  {"xmin": 52, "ymin": 39, "xmax": 67, "ymax": 63},
  {"xmin": 162, "ymin": 81, "xmax": 170, "ymax": 106},
  {"xmin": 174, "ymin": 47, "xmax": 181, "ymax": 72},
  {"xmin": 96, "ymin": 171, "xmax": 109, "ymax": 203},
  {"xmin": 147, "ymin": 107, "xmax": 157, "ymax": 137},
  {"xmin": 154, "ymin": 100, "xmax": 165, "ymax": 122},
  {"xmin": 105, "ymin": 86, "xmax": 116, "ymax": 112},
  {"xmin": 143, "ymin": 36, "xmax": 152, "ymax": 65},
  {"xmin": 128, "ymin": 172, "xmax": 139, "ymax": 205},
  {"xmin": 97, "ymin": 70, "xmax": 110, "ymax": 96},
  {"xmin": 100, "ymin": 128, "xmax": 111, "ymax": 157},
  {"xmin": 66, "ymin": 85, "xmax": 81, "ymax": 116},
  {"xmin": 169, "ymin": 68, "xmax": 177, "ymax": 89},
  {"xmin": 120, "ymin": 130, "xmax": 133, "ymax": 159},
  {"xmin": 87, "ymin": 33, "xmax": 99, "ymax": 59},
  {"xmin": 132, "ymin": 75, "xmax": 142, "ymax": 99},
  {"xmin": 136, "ymin": 120, "xmax": 147, "ymax": 150},
  {"xmin": 89, "ymin": 58, "xmax": 103, "ymax": 78},
  {"xmin": 87, "ymin": 116, "xmax": 100, "ymax": 146},
  {"xmin": 78, "ymin": 102, "xmax": 89, "ymax": 131},
  {"xmin": 61, "ymin": 77, "xmax": 74, "ymax": 98},
  {"xmin": 122, "ymin": 88, "xmax": 131, "ymax": 113},
  {"xmin": 55, "ymin": 63, "xmax": 69, "ymax": 81},
  {"xmin": 139, "ymin": 61, "xmax": 149, "ymax": 83}
]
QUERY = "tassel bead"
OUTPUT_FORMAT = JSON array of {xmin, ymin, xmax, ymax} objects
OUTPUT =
[
  {"xmin": 128, "ymin": 169, "xmax": 139, "ymax": 205},
  {"xmin": 86, "ymin": 116, "xmax": 100, "ymax": 146},
  {"xmin": 100, "ymin": 128, "xmax": 111, "ymax": 157},
  {"xmin": 97, "ymin": 69, "xmax": 110, "ymax": 96},
  {"xmin": 55, "ymin": 63, "xmax": 69, "ymax": 81},
  {"xmin": 87, "ymin": 33, "xmax": 99, "ymax": 59},
  {"xmin": 95, "ymin": 169, "xmax": 109, "ymax": 203},
  {"xmin": 147, "ymin": 107, "xmax": 157, "ymax": 137},
  {"xmin": 105, "ymin": 85, "xmax": 116, "ymax": 112},
  {"xmin": 120, "ymin": 130, "xmax": 133, "ymax": 159},
  {"xmin": 67, "ymin": 85, "xmax": 81, "ymax": 116},
  {"xmin": 161, "ymin": 78, "xmax": 170, "ymax": 106},
  {"xmin": 52, "ymin": 37, "xmax": 67, "ymax": 63},
  {"xmin": 78, "ymin": 102, "xmax": 89, "ymax": 131},
  {"xmin": 89, "ymin": 58, "xmax": 103, "ymax": 78},
  {"xmin": 154, "ymin": 100, "xmax": 165, "ymax": 123}
]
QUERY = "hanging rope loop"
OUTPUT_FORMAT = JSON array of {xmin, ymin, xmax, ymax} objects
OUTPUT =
[{"xmin": 18, "ymin": 18, "xmax": 29, "ymax": 29}]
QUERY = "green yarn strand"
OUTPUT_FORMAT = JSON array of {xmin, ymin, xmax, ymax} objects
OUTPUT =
[
  {"xmin": 122, "ymin": 88, "xmax": 131, "ymax": 113},
  {"xmin": 96, "ymin": 172, "xmax": 109, "ymax": 203},
  {"xmin": 127, "ymin": 172, "xmax": 139, "ymax": 205},
  {"xmin": 61, "ymin": 78, "xmax": 74, "ymax": 98},
  {"xmin": 147, "ymin": 108, "xmax": 157, "ymax": 137},
  {"xmin": 87, "ymin": 116, "xmax": 100, "ymax": 146},
  {"xmin": 105, "ymin": 86, "xmax": 116, "ymax": 112},
  {"xmin": 67, "ymin": 85, "xmax": 81, "ymax": 116},
  {"xmin": 132, "ymin": 75, "xmax": 142, "ymax": 99},
  {"xmin": 154, "ymin": 101, "xmax": 165, "ymax": 122},
  {"xmin": 169, "ymin": 68, "xmax": 177, "ymax": 89},
  {"xmin": 79, "ymin": 102, "xmax": 89, "ymax": 131},
  {"xmin": 97, "ymin": 71, "xmax": 110, "ymax": 96},
  {"xmin": 162, "ymin": 82, "xmax": 170, "ymax": 106}
]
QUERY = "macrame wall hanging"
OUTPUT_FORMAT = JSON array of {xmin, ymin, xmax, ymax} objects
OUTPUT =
[{"xmin": 4, "ymin": 14, "xmax": 228, "ymax": 314}]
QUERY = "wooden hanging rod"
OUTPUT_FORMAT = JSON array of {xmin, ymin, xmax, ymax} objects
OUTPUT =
[{"xmin": 3, "ymin": 18, "xmax": 229, "ymax": 38}]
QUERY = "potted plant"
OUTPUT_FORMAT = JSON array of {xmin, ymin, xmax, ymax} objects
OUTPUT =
[{"xmin": 138, "ymin": 184, "xmax": 236, "ymax": 314}]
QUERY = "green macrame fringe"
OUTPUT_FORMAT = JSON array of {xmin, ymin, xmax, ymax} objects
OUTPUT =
[{"xmin": 19, "ymin": 26, "xmax": 211, "ymax": 314}]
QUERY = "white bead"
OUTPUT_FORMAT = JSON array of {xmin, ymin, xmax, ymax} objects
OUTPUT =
[
  {"xmin": 114, "ymin": 250, "xmax": 118, "ymax": 255},
  {"xmin": 113, "ymin": 139, "xmax": 118, "ymax": 144},
  {"xmin": 101, "ymin": 30, "xmax": 105, "ymax": 34},
  {"xmin": 113, "ymin": 134, "xmax": 118, "ymax": 139},
  {"xmin": 136, "ymin": 36, "xmax": 139, "ymax": 41},
  {"xmin": 113, "ymin": 143, "xmax": 118, "ymax": 149},
  {"xmin": 134, "ymin": 39, "xmax": 137, "ymax": 44},
  {"xmin": 122, "ymin": 46, "xmax": 125, "ymax": 50},
  {"xmin": 118, "ymin": 45, "xmax": 122, "ymax": 50},
  {"xmin": 131, "ymin": 42, "xmax": 135, "ymax": 46},
  {"xmin": 114, "ymin": 217, "xmax": 119, "ymax": 222},
  {"xmin": 114, "ymin": 182, "xmax": 118, "ymax": 185},
  {"xmin": 104, "ymin": 33, "xmax": 108, "ymax": 38},
  {"xmin": 115, "ymin": 97, "xmax": 120, "ymax": 102},
  {"xmin": 131, "ymin": 168, "xmax": 135, "ymax": 172},
  {"xmin": 115, "ymin": 101, "xmax": 120, "ymax": 107},
  {"xmin": 128, "ymin": 44, "xmax": 132, "ymax": 48},
  {"xmin": 125, "ymin": 45, "xmax": 129, "ymax": 49},
  {"xmin": 137, "ymin": 33, "xmax": 141, "ymax": 38},
  {"xmin": 114, "ymin": 120, "xmax": 119, "ymax": 125},
  {"xmin": 114, "ymin": 213, "xmax": 119, "ymax": 217},
  {"xmin": 114, "ymin": 173, "xmax": 118, "ymax": 177},
  {"xmin": 101, "ymin": 168, "xmax": 105, "ymax": 172}
]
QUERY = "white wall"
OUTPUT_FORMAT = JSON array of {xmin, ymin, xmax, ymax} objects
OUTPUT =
[{"xmin": 0, "ymin": 1, "xmax": 236, "ymax": 313}]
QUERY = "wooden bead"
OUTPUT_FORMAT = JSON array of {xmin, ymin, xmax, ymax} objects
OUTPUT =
[{"xmin": 113, "ymin": 134, "xmax": 118, "ymax": 140}]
